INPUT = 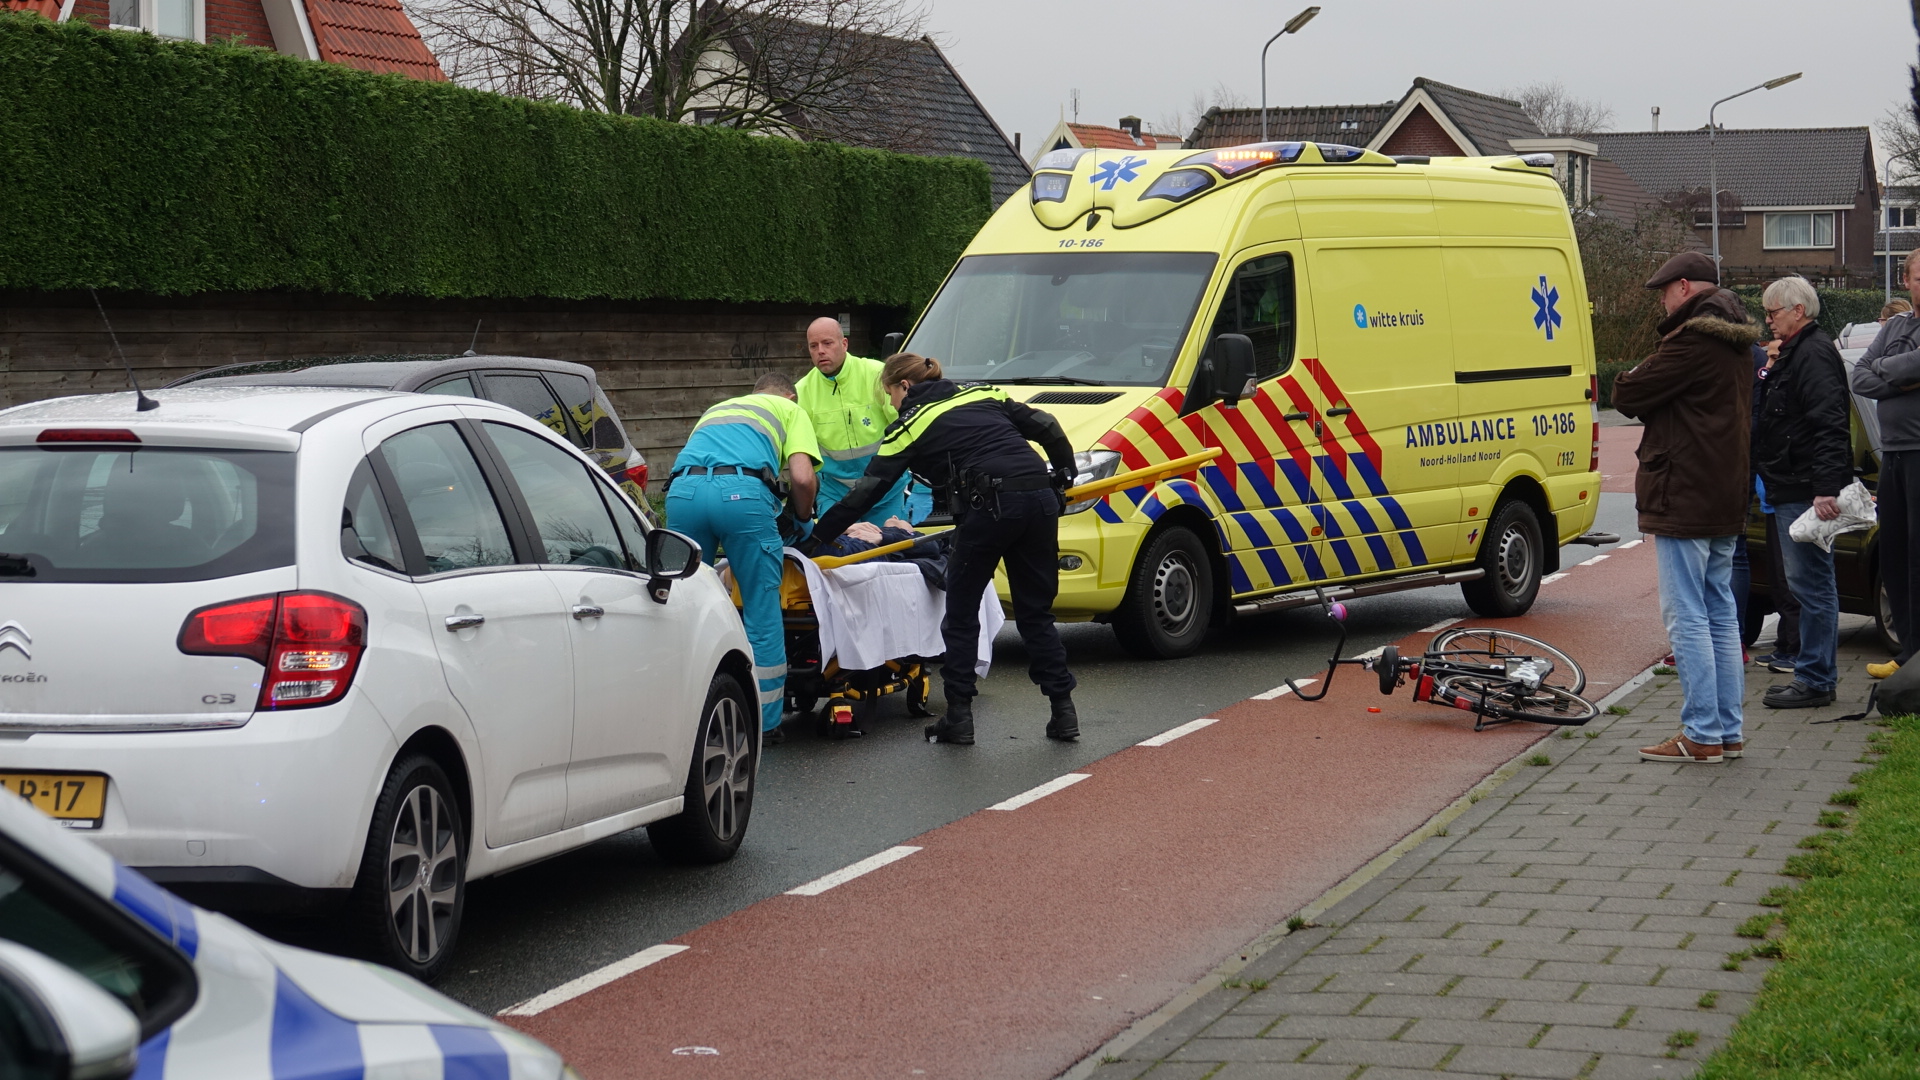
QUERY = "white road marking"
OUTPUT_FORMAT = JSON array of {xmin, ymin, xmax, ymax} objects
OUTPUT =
[
  {"xmin": 1139, "ymin": 718, "xmax": 1219, "ymax": 747},
  {"xmin": 1541, "ymin": 572, "xmax": 1569, "ymax": 584},
  {"xmin": 1418, "ymin": 619, "xmax": 1459, "ymax": 633},
  {"xmin": 1354, "ymin": 646, "xmax": 1386, "ymax": 661},
  {"xmin": 1578, "ymin": 554, "xmax": 1609, "ymax": 567},
  {"xmin": 990, "ymin": 773, "xmax": 1091, "ymax": 811},
  {"xmin": 498, "ymin": 943, "xmax": 690, "ymax": 1016},
  {"xmin": 1253, "ymin": 678, "xmax": 1317, "ymax": 700},
  {"xmin": 1615, "ymin": 539, "xmax": 1644, "ymax": 550},
  {"xmin": 786, "ymin": 846, "xmax": 922, "ymax": 896}
]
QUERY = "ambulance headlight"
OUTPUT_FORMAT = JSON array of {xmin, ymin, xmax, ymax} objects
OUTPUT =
[
  {"xmin": 1031, "ymin": 173, "xmax": 1072, "ymax": 204},
  {"xmin": 1141, "ymin": 168, "xmax": 1215, "ymax": 203},
  {"xmin": 1065, "ymin": 450, "xmax": 1122, "ymax": 515}
]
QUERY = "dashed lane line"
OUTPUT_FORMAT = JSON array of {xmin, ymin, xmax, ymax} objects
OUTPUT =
[
  {"xmin": 498, "ymin": 944, "xmax": 690, "ymax": 1017},
  {"xmin": 1252, "ymin": 678, "xmax": 1317, "ymax": 701},
  {"xmin": 1138, "ymin": 718, "xmax": 1218, "ymax": 747},
  {"xmin": 1616, "ymin": 538, "xmax": 1644, "ymax": 550},
  {"xmin": 1578, "ymin": 554, "xmax": 1610, "ymax": 567},
  {"xmin": 1418, "ymin": 618, "xmax": 1460, "ymax": 633},
  {"xmin": 989, "ymin": 773, "xmax": 1091, "ymax": 811},
  {"xmin": 786, "ymin": 846, "xmax": 922, "ymax": 897},
  {"xmin": 1541, "ymin": 572, "xmax": 1569, "ymax": 585}
]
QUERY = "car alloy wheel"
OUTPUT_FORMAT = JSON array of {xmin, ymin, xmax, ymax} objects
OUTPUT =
[
  {"xmin": 649, "ymin": 672, "xmax": 757, "ymax": 864},
  {"xmin": 698, "ymin": 693, "xmax": 753, "ymax": 843},
  {"xmin": 387, "ymin": 784, "xmax": 460, "ymax": 965}
]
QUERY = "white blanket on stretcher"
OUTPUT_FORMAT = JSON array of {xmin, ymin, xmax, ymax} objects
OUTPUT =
[{"xmin": 785, "ymin": 549, "xmax": 1006, "ymax": 675}]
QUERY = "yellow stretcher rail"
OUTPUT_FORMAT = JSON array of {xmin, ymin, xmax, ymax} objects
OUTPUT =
[{"xmin": 811, "ymin": 448, "xmax": 1223, "ymax": 570}]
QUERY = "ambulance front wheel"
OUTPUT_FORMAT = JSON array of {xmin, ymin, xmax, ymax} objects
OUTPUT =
[
  {"xmin": 1114, "ymin": 525, "xmax": 1214, "ymax": 659},
  {"xmin": 1462, "ymin": 499, "xmax": 1543, "ymax": 618}
]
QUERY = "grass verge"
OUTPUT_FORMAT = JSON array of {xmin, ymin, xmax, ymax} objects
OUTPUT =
[{"xmin": 1698, "ymin": 713, "xmax": 1920, "ymax": 1079}]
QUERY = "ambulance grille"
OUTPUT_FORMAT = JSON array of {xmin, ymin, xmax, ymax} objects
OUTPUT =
[{"xmin": 1026, "ymin": 391, "xmax": 1125, "ymax": 405}]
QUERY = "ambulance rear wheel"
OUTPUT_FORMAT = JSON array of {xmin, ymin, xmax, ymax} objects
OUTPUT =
[
  {"xmin": 1114, "ymin": 526, "xmax": 1214, "ymax": 659},
  {"xmin": 1462, "ymin": 500, "xmax": 1543, "ymax": 618}
]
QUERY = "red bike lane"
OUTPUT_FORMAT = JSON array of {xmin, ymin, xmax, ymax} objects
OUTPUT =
[{"xmin": 508, "ymin": 429, "xmax": 1661, "ymax": 1080}]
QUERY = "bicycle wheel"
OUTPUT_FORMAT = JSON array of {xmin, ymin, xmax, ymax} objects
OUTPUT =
[
  {"xmin": 1427, "ymin": 627, "xmax": 1585, "ymax": 695},
  {"xmin": 1435, "ymin": 673, "xmax": 1599, "ymax": 726}
]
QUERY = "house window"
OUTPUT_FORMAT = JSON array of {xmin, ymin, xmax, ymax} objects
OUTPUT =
[
  {"xmin": 1764, "ymin": 212, "xmax": 1834, "ymax": 249},
  {"xmin": 1890, "ymin": 207, "xmax": 1918, "ymax": 229},
  {"xmin": 692, "ymin": 108, "xmax": 724, "ymax": 126},
  {"xmin": 109, "ymin": 0, "xmax": 198, "ymax": 39},
  {"xmin": 1693, "ymin": 210, "xmax": 1746, "ymax": 227}
]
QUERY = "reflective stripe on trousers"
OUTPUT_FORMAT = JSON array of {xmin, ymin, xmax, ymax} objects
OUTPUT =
[{"xmin": 664, "ymin": 473, "xmax": 789, "ymax": 731}]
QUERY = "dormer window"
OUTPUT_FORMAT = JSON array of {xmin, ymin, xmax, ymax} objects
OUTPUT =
[{"xmin": 109, "ymin": 0, "xmax": 201, "ymax": 41}]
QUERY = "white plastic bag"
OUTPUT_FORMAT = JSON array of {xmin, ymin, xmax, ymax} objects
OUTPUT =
[{"xmin": 1788, "ymin": 479, "xmax": 1876, "ymax": 552}]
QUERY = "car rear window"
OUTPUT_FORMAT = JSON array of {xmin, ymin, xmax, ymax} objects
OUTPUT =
[{"xmin": 0, "ymin": 447, "xmax": 295, "ymax": 583}]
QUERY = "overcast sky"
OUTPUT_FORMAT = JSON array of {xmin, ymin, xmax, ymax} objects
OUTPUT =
[{"xmin": 927, "ymin": 0, "xmax": 1917, "ymax": 165}]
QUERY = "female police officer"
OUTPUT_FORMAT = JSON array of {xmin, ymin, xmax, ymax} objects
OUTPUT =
[{"xmin": 806, "ymin": 354, "xmax": 1080, "ymax": 744}]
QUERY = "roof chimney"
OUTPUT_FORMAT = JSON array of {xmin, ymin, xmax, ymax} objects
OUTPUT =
[
  {"xmin": 1119, "ymin": 115, "xmax": 1143, "ymax": 141},
  {"xmin": 1651, "ymin": 106, "xmax": 1660, "ymax": 132}
]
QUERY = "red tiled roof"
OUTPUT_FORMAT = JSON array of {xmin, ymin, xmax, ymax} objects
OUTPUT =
[
  {"xmin": 304, "ymin": 0, "xmax": 445, "ymax": 81},
  {"xmin": 1068, "ymin": 123, "xmax": 1180, "ymax": 151},
  {"xmin": 2, "ymin": 1, "xmax": 65, "ymax": 19}
]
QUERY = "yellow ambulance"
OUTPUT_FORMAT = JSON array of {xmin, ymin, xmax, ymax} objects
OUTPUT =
[{"xmin": 901, "ymin": 141, "xmax": 1604, "ymax": 658}]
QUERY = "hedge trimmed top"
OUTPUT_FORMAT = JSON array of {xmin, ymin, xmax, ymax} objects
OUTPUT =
[{"xmin": 0, "ymin": 14, "xmax": 992, "ymax": 306}]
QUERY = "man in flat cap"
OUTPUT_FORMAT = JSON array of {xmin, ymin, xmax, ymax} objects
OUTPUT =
[{"xmin": 1613, "ymin": 252, "xmax": 1762, "ymax": 764}]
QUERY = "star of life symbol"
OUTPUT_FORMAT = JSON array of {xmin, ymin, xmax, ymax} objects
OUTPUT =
[
  {"xmin": 1531, "ymin": 275, "xmax": 1562, "ymax": 341},
  {"xmin": 1089, "ymin": 156, "xmax": 1147, "ymax": 190},
  {"xmin": 0, "ymin": 621, "xmax": 30, "ymax": 660}
]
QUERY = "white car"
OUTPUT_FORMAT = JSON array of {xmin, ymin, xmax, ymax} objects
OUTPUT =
[
  {"xmin": 0, "ymin": 387, "xmax": 759, "ymax": 980},
  {"xmin": 0, "ymin": 789, "xmax": 575, "ymax": 1079}
]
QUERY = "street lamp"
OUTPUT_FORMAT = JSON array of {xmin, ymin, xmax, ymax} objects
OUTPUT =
[
  {"xmin": 1261, "ymin": 6, "xmax": 1320, "ymax": 144},
  {"xmin": 1708, "ymin": 72, "xmax": 1801, "ymax": 272}
]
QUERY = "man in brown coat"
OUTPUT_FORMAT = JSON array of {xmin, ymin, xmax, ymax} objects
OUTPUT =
[{"xmin": 1612, "ymin": 252, "xmax": 1762, "ymax": 763}]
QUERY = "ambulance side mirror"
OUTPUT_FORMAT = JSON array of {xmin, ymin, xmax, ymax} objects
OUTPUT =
[
  {"xmin": 1211, "ymin": 333, "xmax": 1255, "ymax": 406},
  {"xmin": 883, "ymin": 332, "xmax": 906, "ymax": 357}
]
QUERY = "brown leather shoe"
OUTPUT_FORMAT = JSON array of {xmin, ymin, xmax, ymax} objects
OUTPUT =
[
  {"xmin": 1721, "ymin": 741, "xmax": 1743, "ymax": 759},
  {"xmin": 1639, "ymin": 733, "xmax": 1722, "ymax": 763}
]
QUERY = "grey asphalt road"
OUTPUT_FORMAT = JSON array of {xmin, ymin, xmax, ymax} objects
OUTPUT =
[{"xmin": 259, "ymin": 495, "xmax": 1641, "ymax": 1015}]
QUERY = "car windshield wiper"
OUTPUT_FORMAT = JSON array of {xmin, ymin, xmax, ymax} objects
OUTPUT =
[
  {"xmin": 998, "ymin": 375, "xmax": 1107, "ymax": 386},
  {"xmin": 0, "ymin": 553, "xmax": 37, "ymax": 577}
]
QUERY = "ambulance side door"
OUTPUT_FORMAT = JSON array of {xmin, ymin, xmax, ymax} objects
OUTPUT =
[
  {"xmin": 1183, "ymin": 243, "xmax": 1330, "ymax": 594},
  {"xmin": 1299, "ymin": 240, "xmax": 1460, "ymax": 576}
]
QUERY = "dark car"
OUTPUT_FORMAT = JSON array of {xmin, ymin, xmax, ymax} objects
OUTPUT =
[
  {"xmin": 1744, "ymin": 346, "xmax": 1898, "ymax": 653},
  {"xmin": 167, "ymin": 353, "xmax": 654, "ymax": 520}
]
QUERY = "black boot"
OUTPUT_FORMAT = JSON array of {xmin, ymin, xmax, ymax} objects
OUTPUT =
[
  {"xmin": 926, "ymin": 695, "xmax": 975, "ymax": 745},
  {"xmin": 1046, "ymin": 694, "xmax": 1079, "ymax": 741}
]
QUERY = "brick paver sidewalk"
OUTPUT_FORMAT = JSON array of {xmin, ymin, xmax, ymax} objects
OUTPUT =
[{"xmin": 1079, "ymin": 619, "xmax": 1885, "ymax": 1080}]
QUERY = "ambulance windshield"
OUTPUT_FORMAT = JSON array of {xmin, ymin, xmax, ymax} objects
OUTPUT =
[{"xmin": 907, "ymin": 252, "xmax": 1217, "ymax": 387}]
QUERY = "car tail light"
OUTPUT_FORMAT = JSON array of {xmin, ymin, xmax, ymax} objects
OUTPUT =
[
  {"xmin": 623, "ymin": 462, "xmax": 649, "ymax": 488},
  {"xmin": 1588, "ymin": 376, "xmax": 1602, "ymax": 473},
  {"xmin": 179, "ymin": 592, "xmax": 367, "ymax": 710},
  {"xmin": 37, "ymin": 428, "xmax": 140, "ymax": 443}
]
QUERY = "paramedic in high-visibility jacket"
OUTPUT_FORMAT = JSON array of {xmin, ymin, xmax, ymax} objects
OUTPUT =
[
  {"xmin": 797, "ymin": 317, "xmax": 908, "ymax": 525},
  {"xmin": 666, "ymin": 371, "xmax": 820, "ymax": 741}
]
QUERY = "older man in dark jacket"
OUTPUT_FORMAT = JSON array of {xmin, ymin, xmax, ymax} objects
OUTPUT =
[
  {"xmin": 1753, "ymin": 276, "xmax": 1851, "ymax": 709},
  {"xmin": 1613, "ymin": 252, "xmax": 1761, "ymax": 763},
  {"xmin": 1853, "ymin": 249, "xmax": 1920, "ymax": 680}
]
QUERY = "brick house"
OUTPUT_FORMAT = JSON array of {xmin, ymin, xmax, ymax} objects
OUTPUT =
[
  {"xmin": 5, "ymin": 0, "xmax": 443, "ymax": 80},
  {"xmin": 1029, "ymin": 116, "xmax": 1184, "ymax": 168},
  {"xmin": 1594, "ymin": 128, "xmax": 1877, "ymax": 286}
]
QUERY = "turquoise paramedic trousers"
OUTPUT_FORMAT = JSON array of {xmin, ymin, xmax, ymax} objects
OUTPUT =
[
  {"xmin": 815, "ymin": 454, "xmax": 909, "ymax": 526},
  {"xmin": 665, "ymin": 473, "xmax": 787, "ymax": 732}
]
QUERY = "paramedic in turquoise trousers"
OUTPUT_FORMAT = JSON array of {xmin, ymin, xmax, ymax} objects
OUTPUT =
[
  {"xmin": 665, "ymin": 371, "xmax": 821, "ymax": 738},
  {"xmin": 797, "ymin": 317, "xmax": 910, "ymax": 524}
]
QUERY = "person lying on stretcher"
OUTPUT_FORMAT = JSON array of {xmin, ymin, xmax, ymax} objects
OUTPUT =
[{"xmin": 811, "ymin": 517, "xmax": 952, "ymax": 589}]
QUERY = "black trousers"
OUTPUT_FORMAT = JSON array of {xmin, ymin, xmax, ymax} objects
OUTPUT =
[
  {"xmin": 1882, "ymin": 450, "xmax": 1920, "ymax": 664},
  {"xmin": 940, "ymin": 490, "xmax": 1077, "ymax": 701},
  {"xmin": 1764, "ymin": 512, "xmax": 1802, "ymax": 657}
]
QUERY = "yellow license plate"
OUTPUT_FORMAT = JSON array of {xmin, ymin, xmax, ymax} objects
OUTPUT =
[{"xmin": 2, "ymin": 772, "xmax": 107, "ymax": 829}]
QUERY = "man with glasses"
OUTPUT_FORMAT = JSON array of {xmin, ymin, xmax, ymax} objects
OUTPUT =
[
  {"xmin": 1753, "ymin": 276, "xmax": 1850, "ymax": 709},
  {"xmin": 1853, "ymin": 251, "xmax": 1920, "ymax": 681}
]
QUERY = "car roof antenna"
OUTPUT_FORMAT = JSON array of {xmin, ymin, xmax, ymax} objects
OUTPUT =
[
  {"xmin": 463, "ymin": 319, "xmax": 483, "ymax": 357},
  {"xmin": 90, "ymin": 289, "xmax": 158, "ymax": 412}
]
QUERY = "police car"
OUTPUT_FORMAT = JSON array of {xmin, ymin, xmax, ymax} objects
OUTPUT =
[
  {"xmin": 0, "ymin": 387, "xmax": 758, "ymax": 980},
  {"xmin": 0, "ymin": 790, "xmax": 577, "ymax": 1079}
]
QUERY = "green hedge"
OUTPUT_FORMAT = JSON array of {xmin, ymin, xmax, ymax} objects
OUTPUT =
[
  {"xmin": 1730, "ymin": 287, "xmax": 1893, "ymax": 340},
  {"xmin": 0, "ymin": 14, "xmax": 990, "ymax": 306}
]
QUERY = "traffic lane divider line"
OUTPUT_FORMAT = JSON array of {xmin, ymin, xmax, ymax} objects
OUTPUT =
[
  {"xmin": 1138, "ymin": 718, "xmax": 1218, "ymax": 747},
  {"xmin": 1252, "ymin": 678, "xmax": 1317, "ymax": 700},
  {"xmin": 1616, "ymin": 538, "xmax": 1643, "ymax": 550},
  {"xmin": 989, "ymin": 773, "xmax": 1091, "ymax": 811},
  {"xmin": 1418, "ymin": 618, "xmax": 1460, "ymax": 633},
  {"xmin": 1578, "ymin": 553, "xmax": 1609, "ymax": 566},
  {"xmin": 786, "ymin": 846, "xmax": 922, "ymax": 896},
  {"xmin": 498, "ymin": 944, "xmax": 689, "ymax": 1017}
]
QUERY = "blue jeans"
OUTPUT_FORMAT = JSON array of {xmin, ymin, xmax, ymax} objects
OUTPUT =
[
  {"xmin": 1655, "ymin": 535, "xmax": 1744, "ymax": 746},
  {"xmin": 666, "ymin": 474, "xmax": 788, "ymax": 731},
  {"xmin": 1770, "ymin": 501, "xmax": 1839, "ymax": 692}
]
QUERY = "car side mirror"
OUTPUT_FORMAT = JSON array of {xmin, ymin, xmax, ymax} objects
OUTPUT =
[
  {"xmin": 1211, "ymin": 333, "xmax": 1255, "ymax": 405},
  {"xmin": 0, "ymin": 940, "xmax": 141, "ymax": 1080},
  {"xmin": 882, "ymin": 332, "xmax": 905, "ymax": 357},
  {"xmin": 645, "ymin": 528, "xmax": 703, "ymax": 603}
]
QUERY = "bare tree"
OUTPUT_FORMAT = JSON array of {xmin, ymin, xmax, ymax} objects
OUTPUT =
[
  {"xmin": 1157, "ymin": 81, "xmax": 1248, "ymax": 144},
  {"xmin": 1877, "ymin": 100, "xmax": 1920, "ymax": 180},
  {"xmin": 1502, "ymin": 80, "xmax": 1614, "ymax": 138},
  {"xmin": 406, "ymin": 0, "xmax": 927, "ymax": 143},
  {"xmin": 1578, "ymin": 201, "xmax": 1698, "ymax": 365}
]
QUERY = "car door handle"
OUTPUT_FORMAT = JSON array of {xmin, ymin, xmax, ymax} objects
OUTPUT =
[
  {"xmin": 444, "ymin": 614, "xmax": 486, "ymax": 632},
  {"xmin": 1325, "ymin": 406, "xmax": 1353, "ymax": 416},
  {"xmin": 1282, "ymin": 411, "xmax": 1310, "ymax": 421},
  {"xmin": 571, "ymin": 604, "xmax": 604, "ymax": 620}
]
